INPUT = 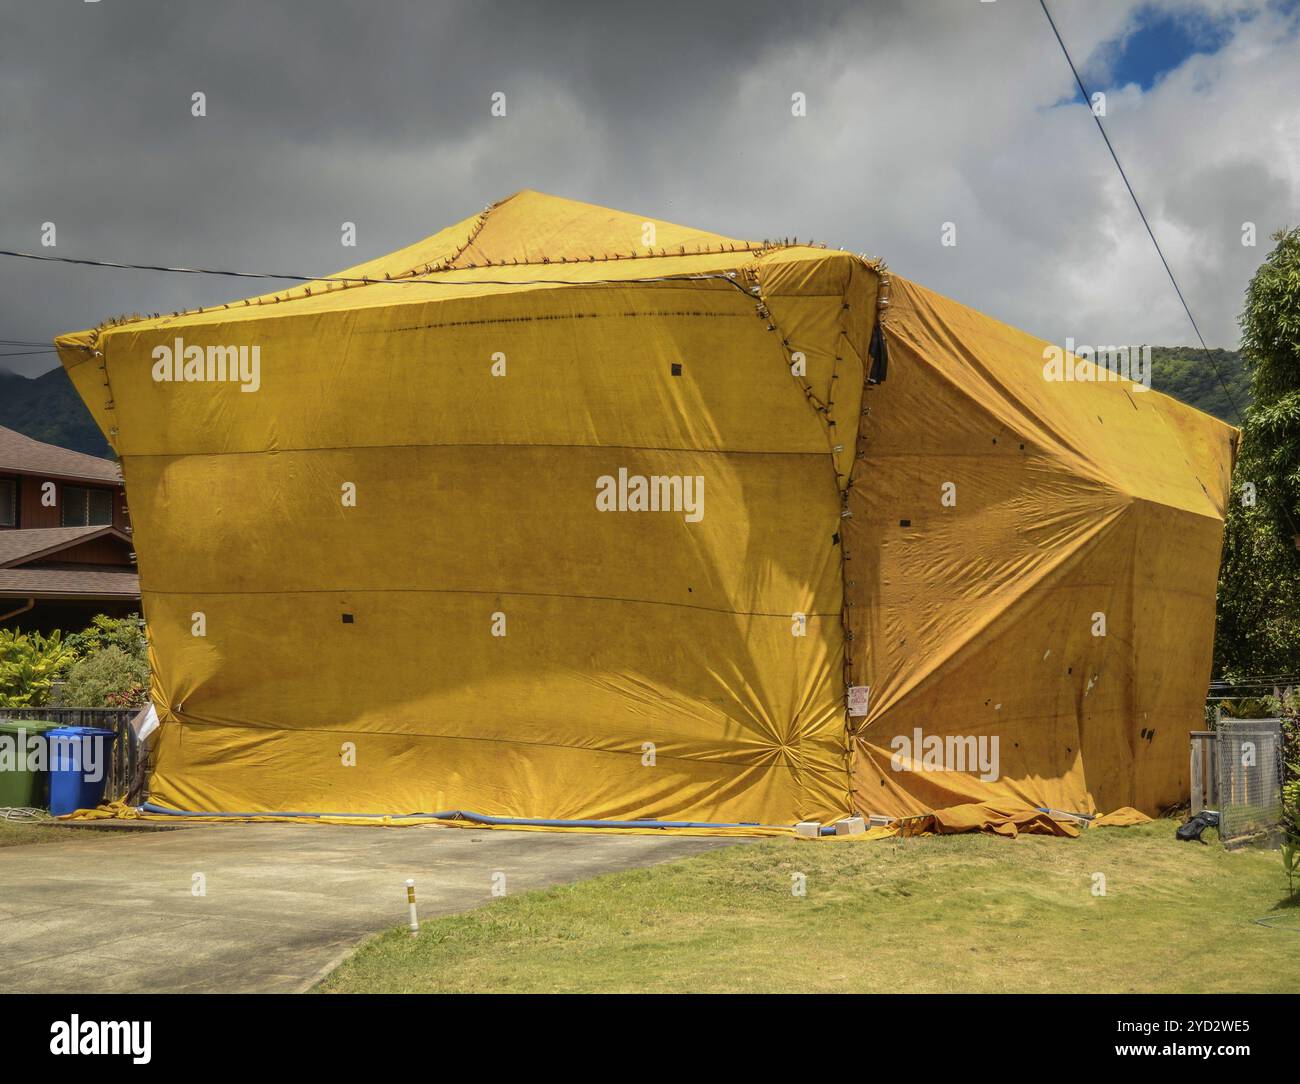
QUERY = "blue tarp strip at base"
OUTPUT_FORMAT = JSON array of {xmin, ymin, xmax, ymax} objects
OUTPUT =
[{"xmin": 138, "ymin": 802, "xmax": 774, "ymax": 830}]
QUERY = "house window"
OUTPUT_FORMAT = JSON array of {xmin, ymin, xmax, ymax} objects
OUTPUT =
[
  {"xmin": 61, "ymin": 485, "xmax": 114, "ymax": 527},
  {"xmin": 0, "ymin": 478, "xmax": 14, "ymax": 527}
]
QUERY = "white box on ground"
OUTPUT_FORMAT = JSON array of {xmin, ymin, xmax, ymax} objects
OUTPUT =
[
  {"xmin": 795, "ymin": 821, "xmax": 822, "ymax": 838},
  {"xmin": 834, "ymin": 817, "xmax": 867, "ymax": 836}
]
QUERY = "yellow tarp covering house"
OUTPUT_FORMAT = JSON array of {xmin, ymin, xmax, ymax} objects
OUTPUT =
[{"xmin": 56, "ymin": 191, "xmax": 1236, "ymax": 828}]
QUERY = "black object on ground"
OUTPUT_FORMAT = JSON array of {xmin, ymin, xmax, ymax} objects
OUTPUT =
[{"xmin": 1176, "ymin": 810, "xmax": 1220, "ymax": 843}]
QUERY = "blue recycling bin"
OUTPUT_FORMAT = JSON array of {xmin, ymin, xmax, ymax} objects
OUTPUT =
[{"xmin": 46, "ymin": 726, "xmax": 115, "ymax": 816}]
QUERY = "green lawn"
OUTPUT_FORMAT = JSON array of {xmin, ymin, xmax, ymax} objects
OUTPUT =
[
  {"xmin": 0, "ymin": 820, "xmax": 99, "ymax": 847},
  {"xmin": 318, "ymin": 820, "xmax": 1300, "ymax": 993}
]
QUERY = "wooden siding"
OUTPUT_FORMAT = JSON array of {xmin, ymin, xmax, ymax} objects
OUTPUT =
[
  {"xmin": 26, "ymin": 534, "xmax": 134, "ymax": 567},
  {"xmin": 0, "ymin": 473, "xmax": 128, "ymax": 531}
]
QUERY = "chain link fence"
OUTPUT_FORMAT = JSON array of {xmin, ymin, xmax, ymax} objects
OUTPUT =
[{"xmin": 1214, "ymin": 718, "xmax": 1284, "ymax": 845}]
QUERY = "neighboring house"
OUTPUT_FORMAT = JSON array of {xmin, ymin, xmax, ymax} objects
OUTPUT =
[{"xmin": 0, "ymin": 425, "xmax": 139, "ymax": 631}]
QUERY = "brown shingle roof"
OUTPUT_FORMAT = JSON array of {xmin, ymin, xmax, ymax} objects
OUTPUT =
[
  {"xmin": 0, "ymin": 566, "xmax": 139, "ymax": 599},
  {"xmin": 0, "ymin": 526, "xmax": 131, "ymax": 568},
  {"xmin": 0, "ymin": 425, "xmax": 121, "ymax": 483}
]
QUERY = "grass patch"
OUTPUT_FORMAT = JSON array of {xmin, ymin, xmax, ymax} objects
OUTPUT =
[
  {"xmin": 0, "ymin": 819, "xmax": 102, "ymax": 847},
  {"xmin": 318, "ymin": 820, "xmax": 1300, "ymax": 993}
]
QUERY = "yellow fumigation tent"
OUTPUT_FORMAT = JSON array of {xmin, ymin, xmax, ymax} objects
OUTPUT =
[{"xmin": 56, "ymin": 192, "xmax": 1236, "ymax": 830}]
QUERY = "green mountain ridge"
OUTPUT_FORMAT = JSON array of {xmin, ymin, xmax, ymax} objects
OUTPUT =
[
  {"xmin": 0, "ymin": 365, "xmax": 112, "ymax": 457},
  {"xmin": 1148, "ymin": 345, "xmax": 1248, "ymax": 424},
  {"xmin": 0, "ymin": 346, "xmax": 1249, "ymax": 460}
]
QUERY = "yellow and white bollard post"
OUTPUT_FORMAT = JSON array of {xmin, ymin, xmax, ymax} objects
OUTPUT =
[{"xmin": 405, "ymin": 878, "xmax": 418, "ymax": 937}]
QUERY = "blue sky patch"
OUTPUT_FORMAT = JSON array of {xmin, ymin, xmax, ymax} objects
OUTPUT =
[{"xmin": 1087, "ymin": 5, "xmax": 1234, "ymax": 92}]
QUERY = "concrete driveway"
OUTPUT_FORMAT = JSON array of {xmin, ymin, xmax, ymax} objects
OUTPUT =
[{"xmin": 0, "ymin": 823, "xmax": 740, "ymax": 993}]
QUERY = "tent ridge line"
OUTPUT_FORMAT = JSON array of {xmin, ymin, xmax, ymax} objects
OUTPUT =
[
  {"xmin": 841, "ymin": 254, "xmax": 892, "ymax": 817},
  {"xmin": 745, "ymin": 255, "xmax": 865, "ymax": 819},
  {"xmin": 85, "ymin": 271, "xmax": 759, "ymax": 332},
  {"xmin": 79, "ymin": 199, "xmax": 504, "ymax": 328},
  {"xmin": 443, "ymin": 239, "xmax": 787, "ymax": 272},
  {"xmin": 439, "ymin": 200, "xmax": 498, "ymax": 271}
]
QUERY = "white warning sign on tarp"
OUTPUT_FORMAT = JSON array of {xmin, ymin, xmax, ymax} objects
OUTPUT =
[{"xmin": 847, "ymin": 685, "xmax": 870, "ymax": 717}]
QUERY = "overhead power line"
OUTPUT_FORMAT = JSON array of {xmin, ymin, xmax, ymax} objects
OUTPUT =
[
  {"xmin": 0, "ymin": 246, "xmax": 756, "ymax": 298},
  {"xmin": 0, "ymin": 246, "xmax": 431, "ymax": 286},
  {"xmin": 1037, "ymin": 0, "xmax": 1246, "ymax": 426},
  {"xmin": 1211, "ymin": 673, "xmax": 1300, "ymax": 682}
]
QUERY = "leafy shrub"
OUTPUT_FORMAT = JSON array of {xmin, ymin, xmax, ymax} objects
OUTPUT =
[
  {"xmin": 0, "ymin": 628, "xmax": 78, "ymax": 706},
  {"xmin": 61, "ymin": 644, "xmax": 149, "ymax": 709},
  {"xmin": 59, "ymin": 613, "xmax": 150, "ymax": 708},
  {"xmin": 65, "ymin": 613, "xmax": 148, "ymax": 660}
]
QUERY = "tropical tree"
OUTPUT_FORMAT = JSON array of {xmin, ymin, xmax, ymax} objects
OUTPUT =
[{"xmin": 1215, "ymin": 226, "xmax": 1300, "ymax": 680}]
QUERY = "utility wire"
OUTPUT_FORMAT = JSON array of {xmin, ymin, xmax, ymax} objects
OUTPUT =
[
  {"xmin": 0, "ymin": 246, "xmax": 756, "ymax": 297},
  {"xmin": 1038, "ymin": 0, "xmax": 1246, "ymax": 425},
  {"xmin": 1206, "ymin": 665, "xmax": 1300, "ymax": 675},
  {"xmin": 1210, "ymin": 680, "xmax": 1300, "ymax": 687},
  {"xmin": 0, "ymin": 244, "xmax": 441, "ymax": 284}
]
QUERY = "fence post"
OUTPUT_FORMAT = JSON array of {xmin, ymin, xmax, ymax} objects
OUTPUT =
[{"xmin": 1191, "ymin": 739, "xmax": 1204, "ymax": 813}]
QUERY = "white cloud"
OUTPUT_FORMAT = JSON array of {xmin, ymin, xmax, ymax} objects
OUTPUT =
[{"xmin": 687, "ymin": 0, "xmax": 1300, "ymax": 350}]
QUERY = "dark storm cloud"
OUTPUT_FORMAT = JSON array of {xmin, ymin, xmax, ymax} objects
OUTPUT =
[{"xmin": 0, "ymin": 0, "xmax": 863, "ymax": 371}]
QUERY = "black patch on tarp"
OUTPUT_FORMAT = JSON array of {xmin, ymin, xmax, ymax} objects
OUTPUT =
[{"xmin": 868, "ymin": 323, "xmax": 889, "ymax": 384}]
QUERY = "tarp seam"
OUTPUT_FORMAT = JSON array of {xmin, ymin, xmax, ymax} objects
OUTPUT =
[
  {"xmin": 137, "ymin": 585, "xmax": 841, "ymax": 619},
  {"xmin": 159, "ymin": 720, "xmax": 839, "ymax": 772}
]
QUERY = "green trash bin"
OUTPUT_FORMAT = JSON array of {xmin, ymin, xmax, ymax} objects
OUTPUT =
[{"xmin": 0, "ymin": 719, "xmax": 59, "ymax": 809}]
